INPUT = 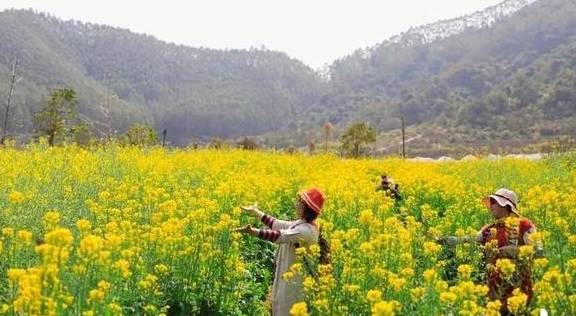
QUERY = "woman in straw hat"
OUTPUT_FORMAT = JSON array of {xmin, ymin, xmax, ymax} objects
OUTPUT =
[
  {"xmin": 233, "ymin": 188, "xmax": 327, "ymax": 316},
  {"xmin": 438, "ymin": 188, "xmax": 543, "ymax": 314}
]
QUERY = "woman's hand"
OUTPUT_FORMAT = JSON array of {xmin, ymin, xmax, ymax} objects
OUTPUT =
[
  {"xmin": 231, "ymin": 224, "xmax": 257, "ymax": 236},
  {"xmin": 499, "ymin": 245, "xmax": 519, "ymax": 258},
  {"xmin": 240, "ymin": 205, "xmax": 262, "ymax": 218},
  {"xmin": 436, "ymin": 236, "xmax": 457, "ymax": 247}
]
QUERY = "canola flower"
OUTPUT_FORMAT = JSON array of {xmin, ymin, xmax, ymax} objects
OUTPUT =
[
  {"xmin": 289, "ymin": 302, "xmax": 309, "ymax": 316},
  {"xmin": 8, "ymin": 191, "xmax": 24, "ymax": 204},
  {"xmin": 495, "ymin": 258, "xmax": 516, "ymax": 279},
  {"xmin": 507, "ymin": 289, "xmax": 528, "ymax": 315},
  {"xmin": 0, "ymin": 144, "xmax": 574, "ymax": 315}
]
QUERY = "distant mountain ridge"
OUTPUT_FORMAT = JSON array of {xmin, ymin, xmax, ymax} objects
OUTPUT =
[
  {"xmin": 0, "ymin": 9, "xmax": 323, "ymax": 144},
  {"xmin": 309, "ymin": 0, "xmax": 576, "ymax": 154},
  {"xmin": 386, "ymin": 0, "xmax": 539, "ymax": 46}
]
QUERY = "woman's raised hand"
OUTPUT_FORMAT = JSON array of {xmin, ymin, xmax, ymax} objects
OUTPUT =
[{"xmin": 240, "ymin": 205, "xmax": 261, "ymax": 218}]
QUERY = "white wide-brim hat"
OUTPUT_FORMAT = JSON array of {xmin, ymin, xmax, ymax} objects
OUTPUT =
[{"xmin": 482, "ymin": 188, "xmax": 519, "ymax": 215}]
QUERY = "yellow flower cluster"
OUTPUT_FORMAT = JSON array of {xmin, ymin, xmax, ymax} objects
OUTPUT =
[
  {"xmin": 507, "ymin": 289, "xmax": 528, "ymax": 315},
  {"xmin": 290, "ymin": 302, "xmax": 309, "ymax": 316},
  {"xmin": 88, "ymin": 281, "xmax": 111, "ymax": 303},
  {"xmin": 457, "ymin": 264, "xmax": 474, "ymax": 280},
  {"xmin": 371, "ymin": 300, "xmax": 401, "ymax": 316},
  {"xmin": 495, "ymin": 258, "xmax": 516, "ymax": 279},
  {"xmin": 8, "ymin": 191, "xmax": 25, "ymax": 204}
]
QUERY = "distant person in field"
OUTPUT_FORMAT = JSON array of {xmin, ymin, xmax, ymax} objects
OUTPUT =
[
  {"xmin": 377, "ymin": 174, "xmax": 402, "ymax": 201},
  {"xmin": 437, "ymin": 188, "xmax": 543, "ymax": 315},
  {"xmin": 233, "ymin": 188, "xmax": 330, "ymax": 316}
]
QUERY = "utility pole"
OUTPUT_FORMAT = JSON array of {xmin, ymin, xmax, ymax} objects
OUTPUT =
[
  {"xmin": 106, "ymin": 73, "xmax": 112, "ymax": 140},
  {"xmin": 401, "ymin": 116, "xmax": 406, "ymax": 159},
  {"xmin": 162, "ymin": 129, "xmax": 167, "ymax": 147},
  {"xmin": 2, "ymin": 54, "xmax": 20, "ymax": 144}
]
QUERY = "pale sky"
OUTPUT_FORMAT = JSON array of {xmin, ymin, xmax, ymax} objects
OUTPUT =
[{"xmin": 2, "ymin": 0, "xmax": 504, "ymax": 69}]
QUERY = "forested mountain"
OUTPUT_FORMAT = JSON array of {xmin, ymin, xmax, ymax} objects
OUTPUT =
[
  {"xmin": 1, "ymin": 0, "xmax": 575, "ymax": 150},
  {"xmin": 0, "ymin": 9, "xmax": 324, "ymax": 144},
  {"xmin": 308, "ymin": 0, "xmax": 576, "ymax": 151}
]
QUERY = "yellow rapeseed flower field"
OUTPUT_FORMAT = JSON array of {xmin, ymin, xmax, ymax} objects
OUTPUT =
[{"xmin": 0, "ymin": 144, "xmax": 575, "ymax": 315}]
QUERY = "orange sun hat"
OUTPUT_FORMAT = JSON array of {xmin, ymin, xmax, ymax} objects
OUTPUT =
[{"xmin": 298, "ymin": 188, "xmax": 325, "ymax": 214}]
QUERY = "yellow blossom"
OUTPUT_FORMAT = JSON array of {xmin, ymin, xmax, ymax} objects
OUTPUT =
[
  {"xmin": 457, "ymin": 264, "xmax": 474, "ymax": 280},
  {"xmin": 88, "ymin": 289, "xmax": 105, "ymax": 303},
  {"xmin": 439, "ymin": 291, "xmax": 458, "ymax": 305},
  {"xmin": 107, "ymin": 303, "xmax": 123, "ymax": 315},
  {"xmin": 8, "ymin": 191, "xmax": 25, "ymax": 203},
  {"xmin": 507, "ymin": 289, "xmax": 528, "ymax": 315},
  {"xmin": 371, "ymin": 300, "xmax": 399, "ymax": 316},
  {"xmin": 290, "ymin": 302, "xmax": 309, "ymax": 316},
  {"xmin": 303, "ymin": 277, "xmax": 316, "ymax": 293},
  {"xmin": 7, "ymin": 269, "xmax": 26, "ymax": 283},
  {"xmin": 45, "ymin": 227, "xmax": 73, "ymax": 247},
  {"xmin": 496, "ymin": 259, "xmax": 515, "ymax": 279},
  {"xmin": 16, "ymin": 230, "xmax": 33, "ymax": 244},
  {"xmin": 423, "ymin": 241, "xmax": 442, "ymax": 257},
  {"xmin": 423, "ymin": 269, "xmax": 437, "ymax": 283},
  {"xmin": 43, "ymin": 211, "xmax": 61, "ymax": 228},
  {"xmin": 410, "ymin": 287, "xmax": 426, "ymax": 301},
  {"xmin": 2, "ymin": 227, "xmax": 14, "ymax": 237},
  {"xmin": 154, "ymin": 264, "xmax": 170, "ymax": 275},
  {"xmin": 114, "ymin": 259, "xmax": 131, "ymax": 278},
  {"xmin": 290, "ymin": 263, "xmax": 303, "ymax": 274},
  {"xmin": 367, "ymin": 289, "xmax": 383, "ymax": 303},
  {"xmin": 76, "ymin": 219, "xmax": 92, "ymax": 233},
  {"xmin": 486, "ymin": 300, "xmax": 502, "ymax": 316},
  {"xmin": 282, "ymin": 271, "xmax": 295, "ymax": 282},
  {"xmin": 518, "ymin": 245, "xmax": 534, "ymax": 260}
]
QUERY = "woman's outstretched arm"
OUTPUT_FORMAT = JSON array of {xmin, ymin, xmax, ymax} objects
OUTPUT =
[{"xmin": 241, "ymin": 205, "xmax": 293, "ymax": 230}]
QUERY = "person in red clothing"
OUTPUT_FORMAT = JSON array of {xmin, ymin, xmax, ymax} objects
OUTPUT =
[{"xmin": 438, "ymin": 188, "xmax": 543, "ymax": 314}]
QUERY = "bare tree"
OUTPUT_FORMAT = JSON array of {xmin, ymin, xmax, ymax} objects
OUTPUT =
[
  {"xmin": 322, "ymin": 122, "xmax": 333, "ymax": 153},
  {"xmin": 238, "ymin": 136, "xmax": 258, "ymax": 150},
  {"xmin": 308, "ymin": 141, "xmax": 316, "ymax": 155},
  {"xmin": 104, "ymin": 73, "xmax": 113, "ymax": 140},
  {"xmin": 2, "ymin": 54, "xmax": 21, "ymax": 144}
]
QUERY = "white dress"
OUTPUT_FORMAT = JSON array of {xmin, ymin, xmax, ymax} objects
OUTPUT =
[{"xmin": 268, "ymin": 219, "xmax": 319, "ymax": 316}]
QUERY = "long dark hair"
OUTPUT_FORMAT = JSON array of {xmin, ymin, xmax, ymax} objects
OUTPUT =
[
  {"xmin": 302, "ymin": 202, "xmax": 331, "ymax": 265},
  {"xmin": 302, "ymin": 204, "xmax": 318, "ymax": 223}
]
